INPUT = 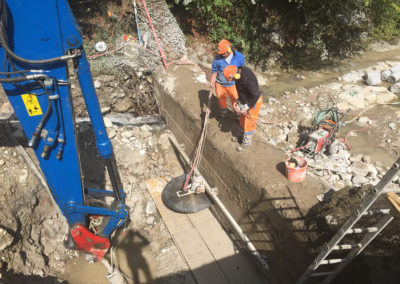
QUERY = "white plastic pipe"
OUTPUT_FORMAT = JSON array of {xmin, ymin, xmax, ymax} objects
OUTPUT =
[{"xmin": 168, "ymin": 134, "xmax": 269, "ymax": 271}]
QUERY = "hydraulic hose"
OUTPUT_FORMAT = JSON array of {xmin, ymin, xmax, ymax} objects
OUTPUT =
[
  {"xmin": 28, "ymin": 79, "xmax": 53, "ymax": 148},
  {"xmin": 0, "ymin": 73, "xmax": 47, "ymax": 83},
  {"xmin": 0, "ymin": 69, "xmax": 34, "ymax": 75},
  {"xmin": 0, "ymin": 42, "xmax": 76, "ymax": 65},
  {"xmin": 0, "ymin": 0, "xmax": 77, "ymax": 65}
]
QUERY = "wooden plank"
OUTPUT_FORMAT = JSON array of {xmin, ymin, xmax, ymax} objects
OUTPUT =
[
  {"xmin": 189, "ymin": 211, "xmax": 267, "ymax": 284},
  {"xmin": 145, "ymin": 178, "xmax": 229, "ymax": 284},
  {"xmin": 387, "ymin": 192, "xmax": 400, "ymax": 213},
  {"xmin": 174, "ymin": 227, "xmax": 230, "ymax": 284},
  {"xmin": 145, "ymin": 177, "xmax": 193, "ymax": 235}
]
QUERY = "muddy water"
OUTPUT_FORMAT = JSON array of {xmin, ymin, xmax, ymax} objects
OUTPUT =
[
  {"xmin": 63, "ymin": 232, "xmax": 158, "ymax": 284},
  {"xmin": 339, "ymin": 123, "xmax": 395, "ymax": 167},
  {"xmin": 262, "ymin": 47, "xmax": 400, "ymax": 98},
  {"xmin": 262, "ymin": 46, "xmax": 400, "ymax": 167}
]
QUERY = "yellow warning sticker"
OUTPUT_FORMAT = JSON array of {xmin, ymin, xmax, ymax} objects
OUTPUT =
[{"xmin": 21, "ymin": 94, "xmax": 43, "ymax": 116}]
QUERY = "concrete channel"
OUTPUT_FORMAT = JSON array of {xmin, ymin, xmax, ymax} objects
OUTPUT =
[{"xmin": 153, "ymin": 65, "xmax": 328, "ymax": 284}]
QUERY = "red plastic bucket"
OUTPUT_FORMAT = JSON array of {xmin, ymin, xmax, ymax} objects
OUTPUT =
[{"xmin": 285, "ymin": 156, "xmax": 308, "ymax": 182}]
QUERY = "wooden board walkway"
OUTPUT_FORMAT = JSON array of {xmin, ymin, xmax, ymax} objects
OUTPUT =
[{"xmin": 145, "ymin": 177, "xmax": 267, "ymax": 284}]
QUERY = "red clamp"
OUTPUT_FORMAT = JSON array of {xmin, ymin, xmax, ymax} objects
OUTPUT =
[{"xmin": 70, "ymin": 225, "xmax": 110, "ymax": 261}]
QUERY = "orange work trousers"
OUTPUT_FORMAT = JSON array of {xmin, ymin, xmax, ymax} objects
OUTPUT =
[
  {"xmin": 240, "ymin": 96, "xmax": 263, "ymax": 133},
  {"xmin": 215, "ymin": 83, "xmax": 238, "ymax": 110}
]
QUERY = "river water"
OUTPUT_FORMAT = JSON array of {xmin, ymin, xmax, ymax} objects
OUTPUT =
[{"xmin": 261, "ymin": 44, "xmax": 400, "ymax": 167}]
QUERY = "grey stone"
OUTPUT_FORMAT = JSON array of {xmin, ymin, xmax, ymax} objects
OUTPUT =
[
  {"xmin": 121, "ymin": 131, "xmax": 133, "ymax": 139},
  {"xmin": 108, "ymin": 130, "xmax": 117, "ymax": 139},
  {"xmin": 389, "ymin": 123, "xmax": 396, "ymax": 130},
  {"xmin": 18, "ymin": 169, "xmax": 29, "ymax": 185},
  {"xmin": 93, "ymin": 80, "xmax": 101, "ymax": 89},
  {"xmin": 139, "ymin": 131, "xmax": 152, "ymax": 139},
  {"xmin": 160, "ymin": 142, "xmax": 170, "ymax": 150},
  {"xmin": 146, "ymin": 216, "xmax": 155, "ymax": 225},
  {"xmin": 363, "ymin": 155, "xmax": 371, "ymax": 163},
  {"xmin": 366, "ymin": 165, "xmax": 378, "ymax": 178},
  {"xmin": 381, "ymin": 69, "xmax": 392, "ymax": 81},
  {"xmin": 391, "ymin": 65, "xmax": 400, "ymax": 73},
  {"xmin": 277, "ymin": 134, "xmax": 287, "ymax": 141},
  {"xmin": 104, "ymin": 117, "xmax": 113, "ymax": 128},
  {"xmin": 101, "ymin": 106, "xmax": 111, "ymax": 114},
  {"xmin": 390, "ymin": 82, "xmax": 400, "ymax": 94},
  {"xmin": 145, "ymin": 200, "xmax": 156, "ymax": 215},
  {"xmin": 358, "ymin": 117, "xmax": 371, "ymax": 124},
  {"xmin": 0, "ymin": 227, "xmax": 13, "ymax": 250},
  {"xmin": 325, "ymin": 215, "xmax": 338, "ymax": 226},
  {"xmin": 340, "ymin": 173, "xmax": 352, "ymax": 182},
  {"xmin": 352, "ymin": 175, "xmax": 369, "ymax": 184},
  {"xmin": 365, "ymin": 71, "xmax": 382, "ymax": 86},
  {"xmin": 338, "ymin": 71, "xmax": 363, "ymax": 83},
  {"xmin": 0, "ymin": 102, "xmax": 14, "ymax": 116},
  {"xmin": 388, "ymin": 72, "xmax": 400, "ymax": 83},
  {"xmin": 114, "ymin": 97, "xmax": 132, "ymax": 113},
  {"xmin": 351, "ymin": 161, "xmax": 370, "ymax": 176},
  {"xmin": 140, "ymin": 124, "xmax": 152, "ymax": 132}
]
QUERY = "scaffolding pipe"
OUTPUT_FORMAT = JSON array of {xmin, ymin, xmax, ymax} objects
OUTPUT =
[{"xmin": 168, "ymin": 134, "xmax": 269, "ymax": 272}]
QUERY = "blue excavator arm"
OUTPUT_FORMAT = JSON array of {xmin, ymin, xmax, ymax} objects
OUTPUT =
[{"xmin": 0, "ymin": 0, "xmax": 127, "ymax": 260}]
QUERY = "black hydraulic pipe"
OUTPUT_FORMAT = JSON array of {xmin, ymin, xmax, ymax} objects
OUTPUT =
[
  {"xmin": 105, "ymin": 158, "xmax": 122, "ymax": 201},
  {"xmin": 0, "ymin": 74, "xmax": 44, "ymax": 83},
  {"xmin": 0, "ymin": 0, "xmax": 75, "ymax": 65},
  {"xmin": 29, "ymin": 80, "xmax": 52, "ymax": 147}
]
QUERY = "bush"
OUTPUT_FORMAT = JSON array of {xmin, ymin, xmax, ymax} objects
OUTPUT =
[{"xmin": 169, "ymin": 0, "xmax": 400, "ymax": 68}]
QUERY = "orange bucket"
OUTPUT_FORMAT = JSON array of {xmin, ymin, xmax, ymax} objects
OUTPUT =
[{"xmin": 285, "ymin": 156, "xmax": 308, "ymax": 182}]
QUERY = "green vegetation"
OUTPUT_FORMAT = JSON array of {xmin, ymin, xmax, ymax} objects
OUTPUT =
[{"xmin": 169, "ymin": 0, "xmax": 400, "ymax": 68}]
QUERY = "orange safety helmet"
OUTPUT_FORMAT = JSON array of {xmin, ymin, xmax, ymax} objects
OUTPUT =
[
  {"xmin": 217, "ymin": 39, "xmax": 232, "ymax": 54},
  {"xmin": 223, "ymin": 65, "xmax": 241, "ymax": 81}
]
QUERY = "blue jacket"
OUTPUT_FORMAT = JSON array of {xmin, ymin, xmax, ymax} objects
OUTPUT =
[{"xmin": 211, "ymin": 50, "xmax": 245, "ymax": 87}]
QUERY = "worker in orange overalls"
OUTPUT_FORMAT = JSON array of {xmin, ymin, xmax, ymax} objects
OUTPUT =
[
  {"xmin": 223, "ymin": 65, "xmax": 263, "ymax": 151},
  {"xmin": 210, "ymin": 39, "xmax": 245, "ymax": 119}
]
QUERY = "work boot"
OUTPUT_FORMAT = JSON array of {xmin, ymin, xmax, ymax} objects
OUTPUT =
[
  {"xmin": 236, "ymin": 131, "xmax": 253, "ymax": 151},
  {"xmin": 242, "ymin": 131, "xmax": 253, "ymax": 146},
  {"xmin": 219, "ymin": 107, "xmax": 228, "ymax": 118},
  {"xmin": 231, "ymin": 127, "xmax": 244, "ymax": 143}
]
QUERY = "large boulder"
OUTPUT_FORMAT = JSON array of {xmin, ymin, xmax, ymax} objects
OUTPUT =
[{"xmin": 337, "ymin": 85, "xmax": 397, "ymax": 110}]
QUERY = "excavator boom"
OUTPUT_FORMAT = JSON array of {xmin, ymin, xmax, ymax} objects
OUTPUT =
[{"xmin": 0, "ymin": 0, "xmax": 127, "ymax": 260}]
